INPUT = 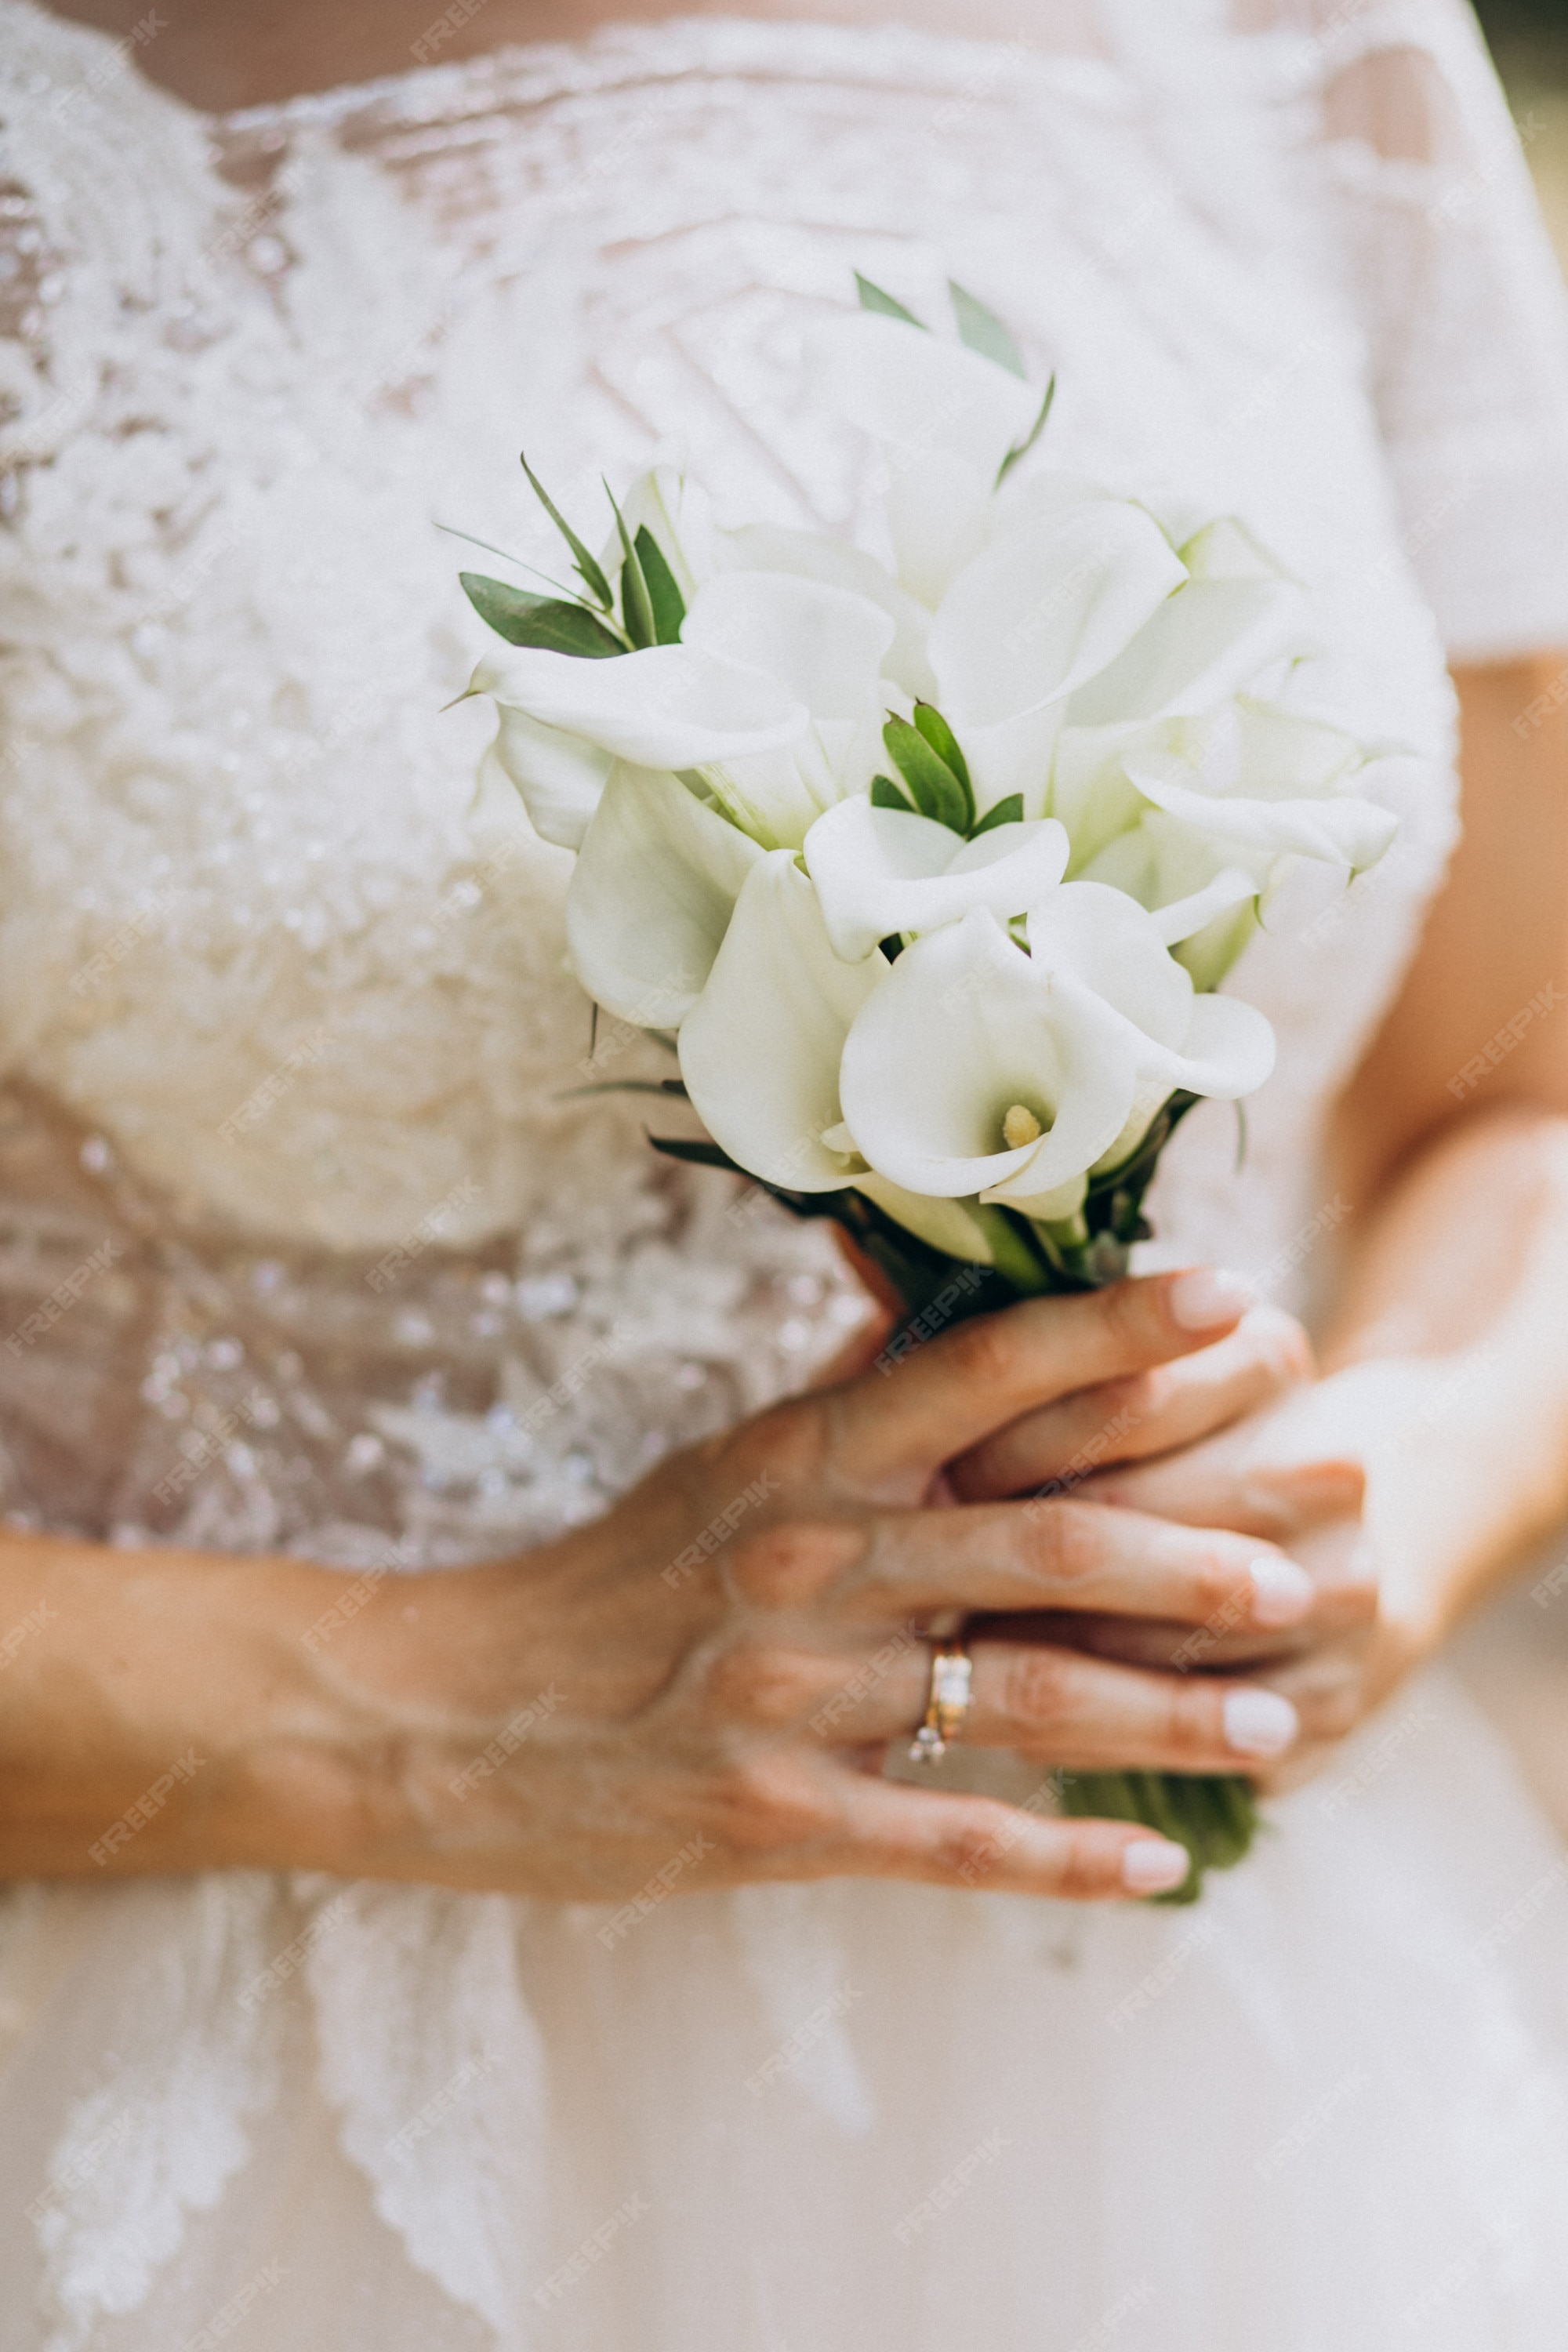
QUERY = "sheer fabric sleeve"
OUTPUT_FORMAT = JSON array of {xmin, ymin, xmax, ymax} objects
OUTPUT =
[{"xmin": 1244, "ymin": 0, "xmax": 1568, "ymax": 662}]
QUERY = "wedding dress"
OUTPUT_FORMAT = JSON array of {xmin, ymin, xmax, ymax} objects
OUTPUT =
[{"xmin": 4, "ymin": 0, "xmax": 1568, "ymax": 2342}]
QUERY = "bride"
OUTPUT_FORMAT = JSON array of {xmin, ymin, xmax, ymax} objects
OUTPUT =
[{"xmin": 4, "ymin": 0, "xmax": 1568, "ymax": 2342}]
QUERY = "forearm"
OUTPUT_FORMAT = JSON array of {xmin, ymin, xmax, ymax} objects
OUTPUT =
[
  {"xmin": 0, "ymin": 1530, "xmax": 514, "ymax": 1879},
  {"xmin": 1318, "ymin": 1102, "xmax": 1568, "ymax": 1639}
]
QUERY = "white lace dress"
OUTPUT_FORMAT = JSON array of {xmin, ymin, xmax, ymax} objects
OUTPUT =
[{"xmin": 4, "ymin": 1, "xmax": 1568, "ymax": 2343}]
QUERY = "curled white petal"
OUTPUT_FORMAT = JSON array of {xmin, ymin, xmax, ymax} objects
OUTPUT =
[
  {"xmin": 472, "ymin": 643, "xmax": 808, "ymax": 771},
  {"xmin": 1121, "ymin": 700, "xmax": 1400, "ymax": 871},
  {"xmin": 931, "ymin": 502, "xmax": 1187, "ymax": 810},
  {"xmin": 683, "ymin": 572, "xmax": 895, "ymax": 720},
  {"xmin": 678, "ymin": 853, "xmax": 883, "ymax": 1191},
  {"xmin": 721, "ymin": 524, "xmax": 936, "ymax": 700},
  {"xmin": 804, "ymin": 799, "xmax": 1070, "ymax": 963},
  {"xmin": 1065, "ymin": 580, "xmax": 1305, "ymax": 729},
  {"xmin": 1027, "ymin": 881, "xmax": 1275, "ymax": 1102},
  {"xmin": 482, "ymin": 707, "xmax": 612, "ymax": 851},
  {"xmin": 566, "ymin": 764, "xmax": 765, "ymax": 1029}
]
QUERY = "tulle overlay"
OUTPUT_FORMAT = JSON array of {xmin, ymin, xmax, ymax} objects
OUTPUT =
[{"xmin": 4, "ymin": 0, "xmax": 1568, "ymax": 2341}]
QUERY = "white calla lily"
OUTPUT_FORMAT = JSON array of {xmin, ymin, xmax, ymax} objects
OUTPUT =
[
  {"xmin": 812, "ymin": 312, "xmax": 1044, "ymax": 604},
  {"xmin": 1025, "ymin": 883, "xmax": 1276, "ymax": 1121},
  {"xmin": 1120, "ymin": 699, "xmax": 1400, "ymax": 873},
  {"xmin": 804, "ymin": 798, "xmax": 1070, "ymax": 963},
  {"xmin": 1080, "ymin": 810, "xmax": 1262, "ymax": 991},
  {"xmin": 565, "ymin": 764, "xmax": 764, "ymax": 1029},
  {"xmin": 928, "ymin": 499, "xmax": 1189, "ymax": 816},
  {"xmin": 721, "ymin": 522, "xmax": 936, "ymax": 701},
  {"xmin": 1065, "ymin": 579, "xmax": 1305, "ymax": 730},
  {"xmin": 681, "ymin": 572, "xmax": 897, "ymax": 848},
  {"xmin": 481, "ymin": 707, "xmax": 612, "ymax": 852},
  {"xmin": 678, "ymin": 852, "xmax": 884, "ymax": 1191},
  {"xmin": 837, "ymin": 906, "xmax": 1139, "ymax": 1203}
]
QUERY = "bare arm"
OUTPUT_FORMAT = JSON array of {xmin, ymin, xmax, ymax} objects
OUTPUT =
[{"xmin": 0, "ymin": 1272, "xmax": 1367, "ymax": 1893}]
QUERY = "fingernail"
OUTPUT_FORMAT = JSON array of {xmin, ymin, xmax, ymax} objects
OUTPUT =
[
  {"xmin": 1122, "ymin": 1839, "xmax": 1192, "ymax": 1895},
  {"xmin": 1222, "ymin": 1687, "xmax": 1300, "ymax": 1758},
  {"xmin": 1249, "ymin": 1554, "xmax": 1315, "ymax": 1628},
  {"xmin": 1167, "ymin": 1269, "xmax": 1254, "ymax": 1331}
]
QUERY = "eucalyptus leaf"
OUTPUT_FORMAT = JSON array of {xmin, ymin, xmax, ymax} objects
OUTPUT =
[
  {"xmin": 948, "ymin": 279, "xmax": 1027, "ymax": 379},
  {"xmin": 459, "ymin": 574, "xmax": 626, "ymax": 658},
  {"xmin": 969, "ymin": 793, "xmax": 1025, "ymax": 837},
  {"xmin": 854, "ymin": 272, "xmax": 927, "ymax": 330},
  {"xmin": 520, "ymin": 451, "xmax": 615, "ymax": 609},
  {"xmin": 870, "ymin": 771, "xmax": 918, "ymax": 815},
  {"xmin": 634, "ymin": 524, "xmax": 687, "ymax": 644},
  {"xmin": 883, "ymin": 713, "xmax": 974, "ymax": 833},
  {"xmin": 911, "ymin": 701, "xmax": 972, "ymax": 796},
  {"xmin": 996, "ymin": 374, "xmax": 1057, "ymax": 487},
  {"xmin": 606, "ymin": 481, "xmax": 656, "ymax": 649}
]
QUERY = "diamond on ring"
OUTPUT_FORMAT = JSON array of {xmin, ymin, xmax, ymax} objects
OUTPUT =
[{"xmin": 909, "ymin": 1639, "xmax": 974, "ymax": 1763}]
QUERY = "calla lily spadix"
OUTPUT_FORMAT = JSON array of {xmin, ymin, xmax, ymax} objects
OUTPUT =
[{"xmin": 803, "ymin": 798, "xmax": 1070, "ymax": 963}]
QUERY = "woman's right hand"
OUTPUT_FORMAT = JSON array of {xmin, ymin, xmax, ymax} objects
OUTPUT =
[{"xmin": 318, "ymin": 1268, "xmax": 1368, "ymax": 1905}]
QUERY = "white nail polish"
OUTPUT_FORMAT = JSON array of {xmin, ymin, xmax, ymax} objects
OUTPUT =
[
  {"xmin": 1167, "ymin": 1269, "xmax": 1254, "ymax": 1331},
  {"xmin": 1222, "ymin": 1688, "xmax": 1299, "ymax": 1758},
  {"xmin": 1122, "ymin": 1840, "xmax": 1191, "ymax": 1895},
  {"xmin": 1250, "ymin": 1555, "xmax": 1314, "ymax": 1628}
]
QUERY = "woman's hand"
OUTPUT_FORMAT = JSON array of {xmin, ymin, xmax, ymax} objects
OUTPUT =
[
  {"xmin": 947, "ymin": 1302, "xmax": 1382, "ymax": 1791},
  {"xmin": 315, "ymin": 1272, "xmax": 1368, "ymax": 1904}
]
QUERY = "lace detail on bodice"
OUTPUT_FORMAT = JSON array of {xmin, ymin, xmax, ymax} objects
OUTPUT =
[{"xmin": 1, "ymin": 2, "xmax": 1566, "ymax": 2341}]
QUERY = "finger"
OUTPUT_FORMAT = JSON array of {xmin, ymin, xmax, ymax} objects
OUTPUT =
[
  {"xmin": 1024, "ymin": 1519, "xmax": 1378, "ymax": 1669},
  {"xmin": 1084, "ymin": 1448, "xmax": 1367, "ymax": 1541},
  {"xmin": 839, "ymin": 1495, "xmax": 1318, "ymax": 1633},
  {"xmin": 823, "ymin": 1269, "xmax": 1255, "ymax": 1495},
  {"xmin": 819, "ymin": 1636, "xmax": 1303, "ymax": 1774},
  {"xmin": 827, "ymin": 1770, "xmax": 1192, "ymax": 1899},
  {"xmin": 949, "ymin": 1305, "xmax": 1312, "ymax": 1503}
]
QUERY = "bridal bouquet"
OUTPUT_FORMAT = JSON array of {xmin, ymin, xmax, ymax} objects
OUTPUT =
[{"xmin": 455, "ymin": 276, "xmax": 1399, "ymax": 1897}]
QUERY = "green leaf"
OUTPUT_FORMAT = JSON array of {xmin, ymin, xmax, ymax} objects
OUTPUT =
[
  {"xmin": 520, "ymin": 451, "xmax": 615, "ymax": 610},
  {"xmin": 854, "ymin": 272, "xmax": 927, "ymax": 330},
  {"xmin": 996, "ymin": 374, "xmax": 1057, "ymax": 488},
  {"xmin": 911, "ymin": 702, "xmax": 972, "ymax": 797},
  {"xmin": 459, "ymin": 574, "xmax": 626, "ymax": 657},
  {"xmin": 883, "ymin": 713, "xmax": 974, "ymax": 833},
  {"xmin": 606, "ymin": 481, "xmax": 656, "ymax": 650},
  {"xmin": 647, "ymin": 1134, "xmax": 748, "ymax": 1174},
  {"xmin": 948, "ymin": 279, "xmax": 1027, "ymax": 379},
  {"xmin": 870, "ymin": 771, "xmax": 918, "ymax": 815},
  {"xmin": 634, "ymin": 524, "xmax": 686, "ymax": 644},
  {"xmin": 969, "ymin": 793, "xmax": 1025, "ymax": 837}
]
